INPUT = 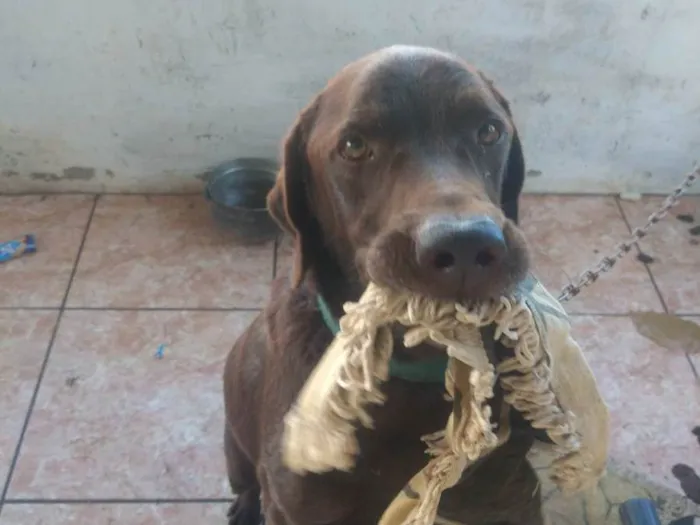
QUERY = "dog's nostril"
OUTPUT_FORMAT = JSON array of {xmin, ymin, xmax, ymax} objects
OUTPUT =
[
  {"xmin": 416, "ymin": 216, "xmax": 507, "ymax": 282},
  {"xmin": 433, "ymin": 251, "xmax": 456, "ymax": 270},
  {"xmin": 474, "ymin": 249, "xmax": 496, "ymax": 268},
  {"xmin": 415, "ymin": 214, "xmax": 510, "ymax": 298}
]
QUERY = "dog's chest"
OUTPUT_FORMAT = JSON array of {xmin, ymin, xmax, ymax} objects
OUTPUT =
[
  {"xmin": 342, "ymin": 378, "xmax": 450, "ymax": 519},
  {"xmin": 372, "ymin": 378, "xmax": 451, "ymax": 438}
]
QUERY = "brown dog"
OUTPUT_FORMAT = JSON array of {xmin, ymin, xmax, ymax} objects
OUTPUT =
[{"xmin": 223, "ymin": 45, "xmax": 544, "ymax": 525}]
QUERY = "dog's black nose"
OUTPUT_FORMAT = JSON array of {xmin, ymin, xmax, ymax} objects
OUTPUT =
[{"xmin": 415, "ymin": 216, "xmax": 507, "ymax": 296}]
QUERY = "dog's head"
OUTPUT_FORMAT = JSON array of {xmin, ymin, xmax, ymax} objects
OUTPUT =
[{"xmin": 268, "ymin": 45, "xmax": 530, "ymax": 303}]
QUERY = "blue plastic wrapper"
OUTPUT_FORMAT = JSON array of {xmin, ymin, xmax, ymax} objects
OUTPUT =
[
  {"xmin": 0, "ymin": 234, "xmax": 37, "ymax": 263},
  {"xmin": 619, "ymin": 498, "xmax": 662, "ymax": 525}
]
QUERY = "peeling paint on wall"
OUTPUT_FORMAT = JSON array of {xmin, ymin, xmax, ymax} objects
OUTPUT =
[
  {"xmin": 30, "ymin": 172, "xmax": 60, "ymax": 181},
  {"xmin": 27, "ymin": 168, "xmax": 96, "ymax": 181},
  {"xmin": 62, "ymin": 167, "xmax": 96, "ymax": 180}
]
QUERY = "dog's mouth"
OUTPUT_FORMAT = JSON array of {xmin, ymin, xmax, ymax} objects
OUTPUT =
[{"xmin": 363, "ymin": 217, "xmax": 531, "ymax": 304}]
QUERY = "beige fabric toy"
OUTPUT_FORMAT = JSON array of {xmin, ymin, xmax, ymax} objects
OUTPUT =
[{"xmin": 282, "ymin": 276, "xmax": 610, "ymax": 525}]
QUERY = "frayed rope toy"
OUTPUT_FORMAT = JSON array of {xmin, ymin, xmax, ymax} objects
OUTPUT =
[{"xmin": 281, "ymin": 276, "xmax": 610, "ymax": 525}]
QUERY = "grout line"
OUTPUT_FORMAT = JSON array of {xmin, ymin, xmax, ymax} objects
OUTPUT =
[
  {"xmin": 688, "ymin": 355, "xmax": 700, "ymax": 379},
  {"xmin": 0, "ymin": 307, "xmax": 674, "ymax": 316},
  {"xmin": 522, "ymin": 192, "xmax": 644, "ymax": 198},
  {"xmin": 614, "ymin": 197, "xmax": 670, "ymax": 312},
  {"xmin": 61, "ymin": 306, "xmax": 263, "ymax": 312},
  {"xmin": 0, "ymin": 307, "xmax": 264, "ymax": 312},
  {"xmin": 0, "ymin": 307, "xmax": 61, "ymax": 311},
  {"xmin": 0, "ymin": 192, "xmax": 203, "ymax": 197},
  {"xmin": 567, "ymin": 312, "xmax": 663, "ymax": 317},
  {"xmin": 0, "ymin": 196, "xmax": 99, "ymax": 509},
  {"xmin": 5, "ymin": 191, "xmax": 692, "ymax": 198},
  {"xmin": 615, "ymin": 197, "xmax": 699, "ymax": 379},
  {"xmin": 3, "ymin": 498, "xmax": 234, "ymax": 505}
]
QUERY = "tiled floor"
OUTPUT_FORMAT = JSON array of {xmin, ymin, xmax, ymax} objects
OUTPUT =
[{"xmin": 0, "ymin": 193, "xmax": 698, "ymax": 523}]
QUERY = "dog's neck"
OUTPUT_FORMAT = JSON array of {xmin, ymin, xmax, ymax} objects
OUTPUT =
[
  {"xmin": 306, "ymin": 245, "xmax": 363, "ymax": 321},
  {"xmin": 307, "ymin": 249, "xmax": 449, "ymax": 383}
]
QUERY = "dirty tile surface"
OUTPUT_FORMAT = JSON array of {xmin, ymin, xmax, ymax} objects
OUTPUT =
[
  {"xmin": 0, "ymin": 194, "xmax": 698, "ymax": 523},
  {"xmin": 520, "ymin": 196, "xmax": 663, "ymax": 314},
  {"xmin": 619, "ymin": 196, "xmax": 700, "ymax": 314},
  {"xmin": 8, "ymin": 310, "xmax": 255, "ymax": 499},
  {"xmin": 0, "ymin": 311, "xmax": 57, "ymax": 489},
  {"xmin": 687, "ymin": 317, "xmax": 700, "ymax": 375},
  {"xmin": 532, "ymin": 448, "xmax": 698, "ymax": 525},
  {"xmin": 0, "ymin": 196, "xmax": 94, "ymax": 307},
  {"xmin": 67, "ymin": 196, "xmax": 274, "ymax": 308},
  {"xmin": 572, "ymin": 316, "xmax": 700, "ymax": 490},
  {"xmin": 0, "ymin": 503, "xmax": 230, "ymax": 524}
]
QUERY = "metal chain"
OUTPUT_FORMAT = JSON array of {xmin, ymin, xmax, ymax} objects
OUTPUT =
[{"xmin": 558, "ymin": 166, "xmax": 699, "ymax": 303}]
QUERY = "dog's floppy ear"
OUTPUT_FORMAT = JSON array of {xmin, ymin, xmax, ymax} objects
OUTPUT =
[
  {"xmin": 479, "ymin": 72, "xmax": 526, "ymax": 224},
  {"xmin": 267, "ymin": 100, "xmax": 321, "ymax": 287}
]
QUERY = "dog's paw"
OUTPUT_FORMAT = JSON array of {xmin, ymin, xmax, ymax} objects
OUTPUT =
[{"xmin": 227, "ymin": 491, "xmax": 262, "ymax": 525}]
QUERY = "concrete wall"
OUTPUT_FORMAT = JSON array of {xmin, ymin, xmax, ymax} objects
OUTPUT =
[{"xmin": 1, "ymin": 0, "xmax": 698, "ymax": 194}]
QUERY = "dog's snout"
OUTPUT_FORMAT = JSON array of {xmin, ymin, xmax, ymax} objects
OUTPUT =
[{"xmin": 415, "ymin": 216, "xmax": 508, "ymax": 296}]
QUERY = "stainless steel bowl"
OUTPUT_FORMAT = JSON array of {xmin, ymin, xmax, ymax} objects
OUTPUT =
[{"xmin": 203, "ymin": 158, "xmax": 279, "ymax": 244}]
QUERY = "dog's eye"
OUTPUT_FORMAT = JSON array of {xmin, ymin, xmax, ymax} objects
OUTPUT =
[
  {"xmin": 338, "ymin": 134, "xmax": 371, "ymax": 161},
  {"xmin": 477, "ymin": 122, "xmax": 502, "ymax": 146}
]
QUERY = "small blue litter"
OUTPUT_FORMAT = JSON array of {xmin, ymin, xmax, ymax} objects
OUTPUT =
[
  {"xmin": 0, "ymin": 234, "xmax": 36, "ymax": 263},
  {"xmin": 155, "ymin": 344, "xmax": 166, "ymax": 359},
  {"xmin": 619, "ymin": 498, "xmax": 661, "ymax": 525}
]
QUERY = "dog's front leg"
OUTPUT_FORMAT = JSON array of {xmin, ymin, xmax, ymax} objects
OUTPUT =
[{"xmin": 259, "ymin": 451, "xmax": 360, "ymax": 525}]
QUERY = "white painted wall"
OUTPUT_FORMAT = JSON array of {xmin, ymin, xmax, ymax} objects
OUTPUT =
[{"xmin": 1, "ymin": 0, "xmax": 698, "ymax": 194}]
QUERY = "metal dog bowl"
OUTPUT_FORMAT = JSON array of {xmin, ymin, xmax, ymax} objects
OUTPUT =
[{"xmin": 203, "ymin": 158, "xmax": 279, "ymax": 244}]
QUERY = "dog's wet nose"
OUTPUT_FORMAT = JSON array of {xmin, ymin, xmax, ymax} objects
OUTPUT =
[{"xmin": 415, "ymin": 216, "xmax": 507, "ymax": 294}]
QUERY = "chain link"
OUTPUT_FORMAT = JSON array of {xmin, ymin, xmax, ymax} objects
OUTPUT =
[{"xmin": 558, "ymin": 166, "xmax": 699, "ymax": 303}]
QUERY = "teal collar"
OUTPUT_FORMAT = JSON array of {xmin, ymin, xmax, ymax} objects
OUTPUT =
[{"xmin": 316, "ymin": 293, "xmax": 447, "ymax": 383}]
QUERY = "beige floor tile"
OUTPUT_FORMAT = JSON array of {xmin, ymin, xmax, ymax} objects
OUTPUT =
[
  {"xmin": 521, "ymin": 196, "xmax": 663, "ymax": 314},
  {"xmin": 8, "ymin": 309, "xmax": 256, "ymax": 499},
  {"xmin": 0, "ymin": 311, "xmax": 57, "ymax": 487},
  {"xmin": 0, "ymin": 196, "xmax": 94, "ymax": 307},
  {"xmin": 67, "ymin": 196, "xmax": 274, "ymax": 308},
  {"xmin": 619, "ymin": 196, "xmax": 700, "ymax": 313},
  {"xmin": 0, "ymin": 503, "xmax": 230, "ymax": 524},
  {"xmin": 572, "ymin": 315, "xmax": 700, "ymax": 491}
]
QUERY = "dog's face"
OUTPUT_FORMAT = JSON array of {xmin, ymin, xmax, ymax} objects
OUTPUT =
[{"xmin": 269, "ymin": 46, "xmax": 530, "ymax": 303}]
